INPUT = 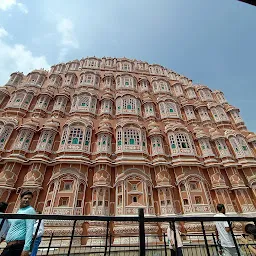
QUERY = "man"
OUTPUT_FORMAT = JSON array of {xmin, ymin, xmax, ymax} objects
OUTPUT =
[
  {"xmin": 214, "ymin": 204, "xmax": 242, "ymax": 256},
  {"xmin": 1, "ymin": 191, "xmax": 36, "ymax": 256},
  {"xmin": 0, "ymin": 202, "xmax": 9, "ymax": 242},
  {"xmin": 31, "ymin": 211, "xmax": 44, "ymax": 256},
  {"xmin": 167, "ymin": 222, "xmax": 183, "ymax": 256}
]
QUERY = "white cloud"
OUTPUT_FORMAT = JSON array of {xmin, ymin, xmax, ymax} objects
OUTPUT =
[
  {"xmin": 0, "ymin": 26, "xmax": 50, "ymax": 85},
  {"xmin": 0, "ymin": 27, "xmax": 8, "ymax": 38},
  {"xmin": 0, "ymin": 0, "xmax": 28, "ymax": 13},
  {"xmin": 56, "ymin": 18, "xmax": 79, "ymax": 61}
]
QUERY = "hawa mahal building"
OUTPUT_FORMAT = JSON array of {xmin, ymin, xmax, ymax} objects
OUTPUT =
[{"xmin": 0, "ymin": 57, "xmax": 256, "ymax": 244}]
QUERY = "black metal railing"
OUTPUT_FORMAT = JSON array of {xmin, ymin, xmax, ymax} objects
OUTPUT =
[{"xmin": 0, "ymin": 209, "xmax": 255, "ymax": 255}]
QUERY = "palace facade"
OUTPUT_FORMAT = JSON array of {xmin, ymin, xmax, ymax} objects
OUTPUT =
[{"xmin": 0, "ymin": 57, "xmax": 256, "ymax": 244}]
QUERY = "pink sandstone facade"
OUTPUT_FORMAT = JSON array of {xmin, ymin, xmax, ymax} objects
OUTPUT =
[{"xmin": 0, "ymin": 56, "xmax": 256, "ymax": 244}]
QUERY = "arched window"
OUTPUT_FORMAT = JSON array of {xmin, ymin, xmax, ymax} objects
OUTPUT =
[
  {"xmin": 100, "ymin": 99, "xmax": 113, "ymax": 115},
  {"xmin": 34, "ymin": 95, "xmax": 50, "ymax": 111},
  {"xmin": 53, "ymin": 96, "xmax": 68, "ymax": 112},
  {"xmin": 36, "ymin": 130, "xmax": 55, "ymax": 152},
  {"xmin": 211, "ymin": 107, "xmax": 229, "ymax": 122},
  {"xmin": 230, "ymin": 110, "xmax": 244, "ymax": 124},
  {"xmin": 184, "ymin": 106, "xmax": 196, "ymax": 120},
  {"xmin": 139, "ymin": 80, "xmax": 148, "ymax": 92},
  {"xmin": 116, "ymin": 96, "xmax": 141, "ymax": 116},
  {"xmin": 173, "ymin": 84, "xmax": 183, "ymax": 97},
  {"xmin": 159, "ymin": 101, "xmax": 180, "ymax": 119},
  {"xmin": 0, "ymin": 125, "xmax": 13, "ymax": 150},
  {"xmin": 64, "ymin": 73, "xmax": 77, "ymax": 87},
  {"xmin": 71, "ymin": 94, "xmax": 97, "ymax": 114},
  {"xmin": 14, "ymin": 129, "xmax": 34, "ymax": 151},
  {"xmin": 198, "ymin": 107, "xmax": 211, "ymax": 122},
  {"xmin": 97, "ymin": 134, "xmax": 112, "ymax": 154},
  {"xmin": 168, "ymin": 132, "xmax": 194, "ymax": 155},
  {"xmin": 116, "ymin": 75, "xmax": 137, "ymax": 90},
  {"xmin": 153, "ymin": 80, "xmax": 170, "ymax": 93},
  {"xmin": 198, "ymin": 138, "xmax": 214, "ymax": 157},
  {"xmin": 216, "ymin": 93, "xmax": 226, "ymax": 104},
  {"xmin": 151, "ymin": 136, "xmax": 164, "ymax": 155},
  {"xmin": 59, "ymin": 125, "xmax": 92, "ymax": 152},
  {"xmin": 144, "ymin": 103, "xmax": 155, "ymax": 118},
  {"xmin": 199, "ymin": 89, "xmax": 213, "ymax": 101},
  {"xmin": 186, "ymin": 88, "xmax": 197, "ymax": 99},
  {"xmin": 229, "ymin": 136, "xmax": 252, "ymax": 158},
  {"xmin": 116, "ymin": 127, "xmax": 147, "ymax": 152},
  {"xmin": 215, "ymin": 139, "xmax": 231, "ymax": 157}
]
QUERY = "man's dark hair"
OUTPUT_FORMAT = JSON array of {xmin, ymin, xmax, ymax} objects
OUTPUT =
[
  {"xmin": 217, "ymin": 204, "xmax": 225, "ymax": 212},
  {"xmin": 245, "ymin": 223, "xmax": 256, "ymax": 238},
  {"xmin": 20, "ymin": 190, "xmax": 33, "ymax": 199},
  {"xmin": 0, "ymin": 202, "xmax": 8, "ymax": 212}
]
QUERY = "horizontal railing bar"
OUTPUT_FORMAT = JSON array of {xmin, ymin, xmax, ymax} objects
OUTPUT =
[{"xmin": 0, "ymin": 213, "xmax": 255, "ymax": 222}]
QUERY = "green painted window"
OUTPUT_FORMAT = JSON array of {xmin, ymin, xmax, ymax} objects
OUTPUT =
[
  {"xmin": 218, "ymin": 146, "xmax": 222, "ymax": 150},
  {"xmin": 61, "ymin": 140, "xmax": 65, "ymax": 144},
  {"xmin": 127, "ymin": 105, "xmax": 131, "ymax": 110},
  {"xmin": 181, "ymin": 142, "xmax": 187, "ymax": 148},
  {"xmin": 98, "ymin": 141, "xmax": 100, "ymax": 145},
  {"xmin": 142, "ymin": 142, "xmax": 145, "ymax": 146},
  {"xmin": 224, "ymin": 146, "xmax": 226, "ymax": 149},
  {"xmin": 242, "ymin": 146, "xmax": 247, "ymax": 150},
  {"xmin": 43, "ymin": 138, "xmax": 47, "ymax": 142},
  {"xmin": 0, "ymin": 139, "xmax": 4, "ymax": 143},
  {"xmin": 85, "ymin": 141, "xmax": 89, "ymax": 146},
  {"xmin": 130, "ymin": 138, "xmax": 135, "ymax": 145},
  {"xmin": 118, "ymin": 106, "xmax": 120, "ymax": 110},
  {"xmin": 118, "ymin": 141, "xmax": 122, "ymax": 145},
  {"xmin": 202, "ymin": 145, "xmax": 205, "ymax": 149},
  {"xmin": 72, "ymin": 138, "xmax": 78, "ymax": 144},
  {"xmin": 103, "ymin": 140, "xmax": 106, "ymax": 145},
  {"xmin": 48, "ymin": 140, "xmax": 52, "ymax": 144},
  {"xmin": 16, "ymin": 99, "xmax": 20, "ymax": 102},
  {"xmin": 153, "ymin": 144, "xmax": 156, "ymax": 147},
  {"xmin": 125, "ymin": 81, "xmax": 129, "ymax": 86},
  {"xmin": 169, "ymin": 109, "xmax": 174, "ymax": 113},
  {"xmin": 25, "ymin": 139, "xmax": 29, "ymax": 143},
  {"xmin": 171, "ymin": 144, "xmax": 176, "ymax": 149}
]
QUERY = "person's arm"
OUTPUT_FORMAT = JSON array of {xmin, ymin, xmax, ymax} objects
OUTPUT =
[
  {"xmin": 224, "ymin": 221, "xmax": 233, "ymax": 233},
  {"xmin": 37, "ymin": 220, "xmax": 44, "ymax": 237},
  {"xmin": 23, "ymin": 209, "xmax": 36, "ymax": 253}
]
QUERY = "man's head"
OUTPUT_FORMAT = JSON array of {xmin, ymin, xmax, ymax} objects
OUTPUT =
[
  {"xmin": 245, "ymin": 223, "xmax": 256, "ymax": 240},
  {"xmin": 217, "ymin": 203, "xmax": 225, "ymax": 214},
  {"xmin": 0, "ymin": 202, "xmax": 8, "ymax": 213},
  {"xmin": 20, "ymin": 191, "xmax": 33, "ymax": 208}
]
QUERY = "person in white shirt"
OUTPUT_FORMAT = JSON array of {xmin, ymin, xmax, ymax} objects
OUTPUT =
[
  {"xmin": 30, "ymin": 211, "xmax": 44, "ymax": 256},
  {"xmin": 0, "ymin": 202, "xmax": 9, "ymax": 242},
  {"xmin": 167, "ymin": 222, "xmax": 183, "ymax": 256},
  {"xmin": 214, "ymin": 204, "xmax": 243, "ymax": 256}
]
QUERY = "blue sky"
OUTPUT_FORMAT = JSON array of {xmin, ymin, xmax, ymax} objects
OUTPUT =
[{"xmin": 0, "ymin": 0, "xmax": 255, "ymax": 131}]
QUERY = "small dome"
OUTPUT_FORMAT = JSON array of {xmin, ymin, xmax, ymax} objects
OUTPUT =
[{"xmin": 247, "ymin": 133, "xmax": 256, "ymax": 143}]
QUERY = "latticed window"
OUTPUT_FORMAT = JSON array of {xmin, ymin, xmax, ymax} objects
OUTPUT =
[
  {"xmin": 199, "ymin": 139, "xmax": 214, "ymax": 157},
  {"xmin": 36, "ymin": 131, "xmax": 55, "ymax": 152},
  {"xmin": 229, "ymin": 137, "xmax": 244, "ymax": 158},
  {"xmin": 185, "ymin": 106, "xmax": 196, "ymax": 120},
  {"xmin": 151, "ymin": 136, "xmax": 164, "ymax": 155},
  {"xmin": 80, "ymin": 74, "xmax": 94, "ymax": 85},
  {"xmin": 116, "ymin": 128, "xmax": 147, "ymax": 152},
  {"xmin": 124, "ymin": 129, "xmax": 140, "ymax": 146},
  {"xmin": 10, "ymin": 92, "xmax": 25, "ymax": 107},
  {"xmin": 116, "ymin": 97, "xmax": 140, "ymax": 115},
  {"xmin": 97, "ymin": 134, "xmax": 112, "ymax": 153},
  {"xmin": 198, "ymin": 107, "xmax": 211, "ymax": 121},
  {"xmin": 84, "ymin": 128, "xmax": 91, "ymax": 151},
  {"xmin": 68, "ymin": 127, "xmax": 84, "ymax": 145},
  {"xmin": 100, "ymin": 99, "xmax": 113, "ymax": 115},
  {"xmin": 199, "ymin": 89, "xmax": 213, "ymax": 101},
  {"xmin": 144, "ymin": 103, "xmax": 155, "ymax": 117},
  {"xmin": 215, "ymin": 139, "xmax": 231, "ymax": 157},
  {"xmin": 53, "ymin": 96, "xmax": 67, "ymax": 111},
  {"xmin": 211, "ymin": 107, "xmax": 229, "ymax": 122},
  {"xmin": 121, "ymin": 63, "xmax": 130, "ymax": 71},
  {"xmin": 216, "ymin": 93, "xmax": 226, "ymax": 103},
  {"xmin": 174, "ymin": 84, "xmax": 183, "ymax": 96},
  {"xmin": 153, "ymin": 80, "xmax": 169, "ymax": 93},
  {"xmin": 35, "ymin": 95, "xmax": 50, "ymax": 110},
  {"xmin": 159, "ymin": 102, "xmax": 179, "ymax": 119},
  {"xmin": 140, "ymin": 80, "xmax": 148, "ymax": 92},
  {"xmin": 15, "ymin": 130, "xmax": 33, "ymax": 150},
  {"xmin": 0, "ymin": 126, "xmax": 13, "ymax": 149},
  {"xmin": 168, "ymin": 132, "xmax": 194, "ymax": 155},
  {"xmin": 59, "ymin": 126, "xmax": 92, "ymax": 152},
  {"xmin": 186, "ymin": 88, "xmax": 196, "ymax": 99}
]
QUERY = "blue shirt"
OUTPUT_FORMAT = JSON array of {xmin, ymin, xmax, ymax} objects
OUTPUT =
[
  {"xmin": 6, "ymin": 206, "xmax": 36, "ymax": 251},
  {"xmin": 0, "ymin": 212, "xmax": 9, "ymax": 239}
]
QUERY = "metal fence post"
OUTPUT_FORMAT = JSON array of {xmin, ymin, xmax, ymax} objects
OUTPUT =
[
  {"xmin": 104, "ymin": 220, "xmax": 110, "ymax": 256},
  {"xmin": 201, "ymin": 221, "xmax": 211, "ymax": 256},
  {"xmin": 139, "ymin": 208, "xmax": 145, "ymax": 256},
  {"xmin": 67, "ymin": 220, "xmax": 77, "ymax": 256},
  {"xmin": 163, "ymin": 232, "xmax": 167, "ymax": 256},
  {"xmin": 228, "ymin": 221, "xmax": 241, "ymax": 256},
  {"xmin": 46, "ymin": 232, "xmax": 54, "ymax": 256}
]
